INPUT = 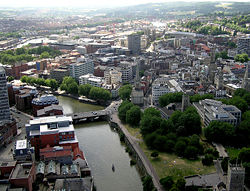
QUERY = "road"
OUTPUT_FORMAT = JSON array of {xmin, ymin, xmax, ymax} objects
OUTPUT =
[
  {"xmin": 111, "ymin": 113, "xmax": 164, "ymax": 191},
  {"xmin": 0, "ymin": 109, "xmax": 31, "ymax": 161}
]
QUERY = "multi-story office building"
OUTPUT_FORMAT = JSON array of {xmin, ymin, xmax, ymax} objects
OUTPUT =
[
  {"xmin": 237, "ymin": 37, "xmax": 250, "ymax": 56},
  {"xmin": 151, "ymin": 78, "xmax": 182, "ymax": 105},
  {"xmin": 193, "ymin": 99, "xmax": 241, "ymax": 127},
  {"xmin": 69, "ymin": 57, "xmax": 94, "ymax": 81},
  {"xmin": 128, "ymin": 34, "xmax": 141, "ymax": 55},
  {"xmin": 0, "ymin": 66, "xmax": 11, "ymax": 120},
  {"xmin": 79, "ymin": 74, "xmax": 103, "ymax": 87},
  {"xmin": 50, "ymin": 68, "xmax": 69, "ymax": 83},
  {"xmin": 104, "ymin": 68, "xmax": 122, "ymax": 85},
  {"xmin": 25, "ymin": 116, "xmax": 83, "ymax": 159},
  {"xmin": 118, "ymin": 63, "xmax": 133, "ymax": 83}
]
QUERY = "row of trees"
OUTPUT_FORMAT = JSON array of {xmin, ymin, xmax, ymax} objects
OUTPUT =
[
  {"xmin": 0, "ymin": 46, "xmax": 61, "ymax": 65},
  {"xmin": 118, "ymin": 84, "xmax": 132, "ymax": 100},
  {"xmin": 160, "ymin": 176, "xmax": 185, "ymax": 191},
  {"xmin": 20, "ymin": 75, "xmax": 59, "ymax": 90},
  {"xmin": 234, "ymin": 53, "xmax": 249, "ymax": 63},
  {"xmin": 118, "ymin": 100, "xmax": 142, "ymax": 127},
  {"xmin": 159, "ymin": 92, "xmax": 214, "ymax": 107},
  {"xmin": 60, "ymin": 77, "xmax": 112, "ymax": 102}
]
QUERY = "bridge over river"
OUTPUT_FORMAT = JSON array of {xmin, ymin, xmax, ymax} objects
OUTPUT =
[{"xmin": 67, "ymin": 109, "xmax": 110, "ymax": 123}]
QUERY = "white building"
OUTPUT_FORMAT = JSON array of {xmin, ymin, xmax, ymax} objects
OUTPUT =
[
  {"xmin": 152, "ymin": 78, "xmax": 182, "ymax": 105},
  {"xmin": 79, "ymin": 74, "xmax": 104, "ymax": 87},
  {"xmin": 104, "ymin": 68, "xmax": 122, "ymax": 85},
  {"xmin": 193, "ymin": 99, "xmax": 241, "ymax": 127},
  {"xmin": 69, "ymin": 57, "xmax": 94, "ymax": 81}
]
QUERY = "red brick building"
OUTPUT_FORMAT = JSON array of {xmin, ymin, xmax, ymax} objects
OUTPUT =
[
  {"xmin": 37, "ymin": 104, "xmax": 63, "ymax": 117},
  {"xmin": 31, "ymin": 94, "xmax": 59, "ymax": 116},
  {"xmin": 0, "ymin": 161, "xmax": 17, "ymax": 179},
  {"xmin": 9, "ymin": 163, "xmax": 36, "ymax": 191},
  {"xmin": 0, "ymin": 120, "xmax": 17, "ymax": 147}
]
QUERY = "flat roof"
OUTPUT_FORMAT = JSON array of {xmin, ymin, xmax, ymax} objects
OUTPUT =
[
  {"xmin": 30, "ymin": 116, "xmax": 72, "ymax": 125},
  {"xmin": 16, "ymin": 140, "xmax": 27, "ymax": 150}
]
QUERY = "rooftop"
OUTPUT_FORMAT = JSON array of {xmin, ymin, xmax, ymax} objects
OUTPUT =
[
  {"xmin": 10, "ymin": 163, "xmax": 33, "ymax": 179},
  {"xmin": 16, "ymin": 139, "xmax": 27, "ymax": 150}
]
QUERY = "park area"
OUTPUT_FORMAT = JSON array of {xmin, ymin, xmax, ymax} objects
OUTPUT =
[{"xmin": 125, "ymin": 125, "xmax": 216, "ymax": 180}]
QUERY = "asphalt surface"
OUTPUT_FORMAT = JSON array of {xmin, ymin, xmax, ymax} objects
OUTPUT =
[{"xmin": 0, "ymin": 109, "xmax": 31, "ymax": 161}]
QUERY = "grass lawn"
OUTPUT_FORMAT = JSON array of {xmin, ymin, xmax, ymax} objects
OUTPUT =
[
  {"xmin": 225, "ymin": 147, "xmax": 241, "ymax": 159},
  {"xmin": 123, "ymin": 124, "xmax": 216, "ymax": 180},
  {"xmin": 140, "ymin": 142, "xmax": 216, "ymax": 180},
  {"xmin": 124, "ymin": 124, "xmax": 142, "ymax": 140}
]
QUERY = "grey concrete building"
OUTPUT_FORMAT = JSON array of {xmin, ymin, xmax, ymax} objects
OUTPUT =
[
  {"xmin": 0, "ymin": 66, "xmax": 11, "ymax": 120},
  {"xmin": 69, "ymin": 57, "xmax": 94, "ymax": 81},
  {"xmin": 227, "ymin": 163, "xmax": 245, "ymax": 191},
  {"xmin": 193, "ymin": 99, "xmax": 241, "ymax": 127},
  {"xmin": 128, "ymin": 34, "xmax": 141, "ymax": 55},
  {"xmin": 50, "ymin": 68, "xmax": 69, "ymax": 83},
  {"xmin": 237, "ymin": 37, "xmax": 250, "ymax": 56}
]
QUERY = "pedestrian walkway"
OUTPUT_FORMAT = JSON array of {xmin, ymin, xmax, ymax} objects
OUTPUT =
[{"xmin": 111, "ymin": 114, "xmax": 164, "ymax": 191}]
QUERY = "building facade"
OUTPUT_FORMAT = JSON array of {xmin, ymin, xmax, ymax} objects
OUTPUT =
[
  {"xmin": 128, "ymin": 34, "xmax": 141, "ymax": 55},
  {"xmin": 0, "ymin": 66, "xmax": 11, "ymax": 120},
  {"xmin": 193, "ymin": 99, "xmax": 241, "ymax": 127},
  {"xmin": 69, "ymin": 57, "xmax": 94, "ymax": 81},
  {"xmin": 79, "ymin": 74, "xmax": 103, "ymax": 87},
  {"xmin": 237, "ymin": 37, "xmax": 250, "ymax": 56}
]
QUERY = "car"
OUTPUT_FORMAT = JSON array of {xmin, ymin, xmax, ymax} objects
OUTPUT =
[{"xmin": 17, "ymin": 111, "xmax": 21, "ymax": 114}]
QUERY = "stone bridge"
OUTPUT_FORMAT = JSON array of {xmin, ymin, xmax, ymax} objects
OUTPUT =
[{"xmin": 67, "ymin": 109, "xmax": 110, "ymax": 124}]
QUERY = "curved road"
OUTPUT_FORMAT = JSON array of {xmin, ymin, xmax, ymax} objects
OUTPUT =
[{"xmin": 111, "ymin": 113, "xmax": 164, "ymax": 191}]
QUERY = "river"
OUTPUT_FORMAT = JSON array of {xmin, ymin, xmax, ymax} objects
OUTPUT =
[{"xmin": 57, "ymin": 96, "xmax": 143, "ymax": 191}]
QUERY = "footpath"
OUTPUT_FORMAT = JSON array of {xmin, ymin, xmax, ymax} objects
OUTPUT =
[{"xmin": 111, "ymin": 114, "xmax": 164, "ymax": 191}]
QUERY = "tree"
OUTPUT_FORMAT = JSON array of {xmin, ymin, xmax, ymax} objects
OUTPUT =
[
  {"xmin": 159, "ymin": 92, "xmax": 183, "ymax": 107},
  {"xmin": 89, "ymin": 87, "xmax": 111, "ymax": 101},
  {"xmin": 202, "ymin": 154, "xmax": 214, "ymax": 166},
  {"xmin": 7, "ymin": 76, "xmax": 14, "ymax": 82},
  {"xmin": 184, "ymin": 146, "xmax": 199, "ymax": 159},
  {"xmin": 160, "ymin": 176, "xmax": 174, "ymax": 190},
  {"xmin": 175, "ymin": 177, "xmax": 186, "ymax": 190},
  {"xmin": 40, "ymin": 51, "xmax": 50, "ymax": 59},
  {"xmin": 204, "ymin": 121, "xmax": 235, "ymax": 145},
  {"xmin": 68, "ymin": 82, "xmax": 78, "ymax": 94},
  {"xmin": 142, "ymin": 176, "xmax": 155, "ymax": 191},
  {"xmin": 78, "ymin": 84, "xmax": 92, "ymax": 97},
  {"xmin": 48, "ymin": 79, "xmax": 59, "ymax": 90},
  {"xmin": 234, "ymin": 88, "xmax": 248, "ymax": 97},
  {"xmin": 20, "ymin": 75, "xmax": 28, "ymax": 83},
  {"xmin": 118, "ymin": 101, "xmax": 134, "ymax": 122},
  {"xmin": 151, "ymin": 151, "xmax": 159, "ymax": 158},
  {"xmin": 235, "ymin": 53, "xmax": 249, "ymax": 63},
  {"xmin": 118, "ymin": 84, "xmax": 132, "ymax": 100},
  {"xmin": 228, "ymin": 96, "xmax": 248, "ymax": 113},
  {"xmin": 126, "ymin": 105, "xmax": 142, "ymax": 126},
  {"xmin": 174, "ymin": 140, "xmax": 187, "ymax": 157}
]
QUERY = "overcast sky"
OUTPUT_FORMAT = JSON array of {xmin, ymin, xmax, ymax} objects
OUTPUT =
[{"xmin": 0, "ymin": 0, "xmax": 249, "ymax": 8}]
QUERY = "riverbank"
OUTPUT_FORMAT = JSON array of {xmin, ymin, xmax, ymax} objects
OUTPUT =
[
  {"xmin": 53, "ymin": 91, "xmax": 111, "ymax": 107},
  {"xmin": 110, "ymin": 114, "xmax": 164, "ymax": 191}
]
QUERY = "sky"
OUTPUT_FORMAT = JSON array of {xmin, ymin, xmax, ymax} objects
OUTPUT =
[{"xmin": 0, "ymin": 0, "xmax": 249, "ymax": 8}]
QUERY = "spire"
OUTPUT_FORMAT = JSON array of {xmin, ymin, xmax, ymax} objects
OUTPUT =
[
  {"xmin": 242, "ymin": 63, "xmax": 249, "ymax": 90},
  {"xmin": 135, "ymin": 58, "xmax": 141, "ymax": 90}
]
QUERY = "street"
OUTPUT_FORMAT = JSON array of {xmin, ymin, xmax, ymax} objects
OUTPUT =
[{"xmin": 0, "ymin": 110, "xmax": 31, "ymax": 161}]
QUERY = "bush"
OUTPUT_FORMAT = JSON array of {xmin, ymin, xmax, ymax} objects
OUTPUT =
[
  {"xmin": 202, "ymin": 154, "xmax": 214, "ymax": 166},
  {"xmin": 130, "ymin": 159, "xmax": 136, "ymax": 166},
  {"xmin": 151, "ymin": 151, "xmax": 159, "ymax": 158},
  {"xmin": 160, "ymin": 176, "xmax": 174, "ymax": 190}
]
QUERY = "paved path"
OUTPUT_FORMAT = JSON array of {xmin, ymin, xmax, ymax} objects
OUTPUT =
[{"xmin": 111, "ymin": 113, "xmax": 164, "ymax": 191}]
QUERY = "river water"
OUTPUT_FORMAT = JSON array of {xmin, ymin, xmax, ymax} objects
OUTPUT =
[{"xmin": 57, "ymin": 96, "xmax": 143, "ymax": 191}]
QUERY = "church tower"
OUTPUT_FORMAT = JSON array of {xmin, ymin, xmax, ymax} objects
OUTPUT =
[
  {"xmin": 242, "ymin": 63, "xmax": 250, "ymax": 91},
  {"xmin": 227, "ymin": 163, "xmax": 245, "ymax": 191}
]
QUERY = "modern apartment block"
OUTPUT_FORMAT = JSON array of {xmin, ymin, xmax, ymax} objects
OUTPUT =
[
  {"xmin": 69, "ymin": 57, "xmax": 94, "ymax": 81},
  {"xmin": 79, "ymin": 74, "xmax": 104, "ymax": 87},
  {"xmin": 128, "ymin": 34, "xmax": 141, "ymax": 55},
  {"xmin": 237, "ymin": 37, "xmax": 250, "ymax": 56},
  {"xmin": 0, "ymin": 66, "xmax": 11, "ymax": 120},
  {"xmin": 118, "ymin": 63, "xmax": 133, "ymax": 83},
  {"xmin": 193, "ymin": 99, "xmax": 241, "ymax": 127}
]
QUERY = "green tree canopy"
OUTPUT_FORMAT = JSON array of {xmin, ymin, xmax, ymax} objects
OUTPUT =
[
  {"xmin": 126, "ymin": 105, "xmax": 142, "ymax": 126},
  {"xmin": 118, "ymin": 84, "xmax": 132, "ymax": 100}
]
